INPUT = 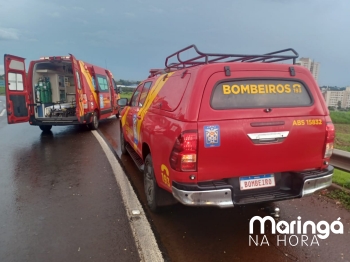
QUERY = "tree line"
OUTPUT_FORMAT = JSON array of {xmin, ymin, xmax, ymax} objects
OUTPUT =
[{"xmin": 115, "ymin": 79, "xmax": 140, "ymax": 86}]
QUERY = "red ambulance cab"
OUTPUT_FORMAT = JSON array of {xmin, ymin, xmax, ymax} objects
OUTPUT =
[
  {"xmin": 4, "ymin": 54, "xmax": 120, "ymax": 131},
  {"xmin": 118, "ymin": 45, "xmax": 335, "ymax": 212}
]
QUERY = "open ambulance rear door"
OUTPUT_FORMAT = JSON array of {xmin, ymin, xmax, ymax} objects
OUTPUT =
[
  {"xmin": 69, "ymin": 54, "xmax": 84, "ymax": 122},
  {"xmin": 4, "ymin": 54, "xmax": 30, "ymax": 124}
]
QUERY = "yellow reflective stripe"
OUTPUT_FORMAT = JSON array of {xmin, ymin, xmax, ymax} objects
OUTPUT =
[
  {"xmin": 133, "ymin": 142, "xmax": 138, "ymax": 150},
  {"xmin": 136, "ymin": 73, "xmax": 174, "ymax": 141},
  {"xmin": 121, "ymin": 107, "xmax": 130, "ymax": 127},
  {"xmin": 77, "ymin": 90, "xmax": 84, "ymax": 116}
]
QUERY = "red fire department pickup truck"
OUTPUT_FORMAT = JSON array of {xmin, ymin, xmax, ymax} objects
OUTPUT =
[
  {"xmin": 118, "ymin": 45, "xmax": 335, "ymax": 212},
  {"xmin": 4, "ymin": 54, "xmax": 120, "ymax": 131}
]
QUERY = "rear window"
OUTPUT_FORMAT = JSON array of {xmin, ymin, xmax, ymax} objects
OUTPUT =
[{"xmin": 211, "ymin": 79, "xmax": 312, "ymax": 109}]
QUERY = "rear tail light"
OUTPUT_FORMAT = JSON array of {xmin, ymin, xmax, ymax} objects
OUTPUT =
[
  {"xmin": 170, "ymin": 131, "xmax": 198, "ymax": 172},
  {"xmin": 324, "ymin": 122, "xmax": 335, "ymax": 158},
  {"xmin": 82, "ymin": 94, "xmax": 88, "ymax": 109}
]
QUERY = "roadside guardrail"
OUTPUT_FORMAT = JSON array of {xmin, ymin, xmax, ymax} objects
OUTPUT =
[{"xmin": 330, "ymin": 149, "xmax": 350, "ymax": 173}]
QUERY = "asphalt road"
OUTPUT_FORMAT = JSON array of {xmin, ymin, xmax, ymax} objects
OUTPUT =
[
  {"xmin": 0, "ymin": 96, "xmax": 6, "ymax": 121},
  {"xmin": 98, "ymin": 117, "xmax": 350, "ymax": 262},
  {"xmin": 0, "ymin": 104, "xmax": 140, "ymax": 262}
]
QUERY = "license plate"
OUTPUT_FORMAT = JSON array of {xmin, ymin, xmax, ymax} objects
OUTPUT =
[{"xmin": 239, "ymin": 174, "xmax": 275, "ymax": 191}]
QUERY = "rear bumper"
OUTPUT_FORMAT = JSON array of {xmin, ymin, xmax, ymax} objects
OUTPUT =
[
  {"xmin": 302, "ymin": 173, "xmax": 333, "ymax": 196},
  {"xmin": 172, "ymin": 166, "xmax": 334, "ymax": 208},
  {"xmin": 29, "ymin": 113, "xmax": 92, "ymax": 126},
  {"xmin": 172, "ymin": 188, "xmax": 234, "ymax": 208}
]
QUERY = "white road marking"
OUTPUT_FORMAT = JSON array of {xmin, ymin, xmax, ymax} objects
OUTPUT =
[
  {"xmin": 91, "ymin": 130, "xmax": 163, "ymax": 262},
  {"xmin": 0, "ymin": 109, "xmax": 6, "ymax": 117}
]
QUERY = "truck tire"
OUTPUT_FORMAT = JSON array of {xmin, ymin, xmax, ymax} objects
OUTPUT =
[
  {"xmin": 39, "ymin": 125, "xmax": 52, "ymax": 132},
  {"xmin": 116, "ymin": 112, "xmax": 120, "ymax": 119},
  {"xmin": 120, "ymin": 125, "xmax": 128, "ymax": 155},
  {"xmin": 144, "ymin": 154, "xmax": 161, "ymax": 212},
  {"xmin": 88, "ymin": 111, "xmax": 99, "ymax": 130}
]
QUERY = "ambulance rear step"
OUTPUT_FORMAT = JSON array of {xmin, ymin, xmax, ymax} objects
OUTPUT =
[{"xmin": 125, "ymin": 144, "xmax": 144, "ymax": 171}]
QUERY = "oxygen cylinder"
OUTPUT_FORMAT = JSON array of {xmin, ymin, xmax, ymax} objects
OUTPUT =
[
  {"xmin": 35, "ymin": 85, "xmax": 40, "ymax": 102},
  {"xmin": 39, "ymin": 78, "xmax": 46, "ymax": 103},
  {"xmin": 44, "ymin": 82, "xmax": 48, "ymax": 103},
  {"xmin": 46, "ymin": 77, "xmax": 52, "ymax": 103},
  {"xmin": 38, "ymin": 78, "xmax": 44, "ymax": 103}
]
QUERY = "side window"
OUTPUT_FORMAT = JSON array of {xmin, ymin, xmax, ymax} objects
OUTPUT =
[
  {"xmin": 8, "ymin": 73, "xmax": 24, "ymax": 91},
  {"xmin": 106, "ymin": 75, "xmax": 111, "ymax": 89},
  {"xmin": 130, "ymin": 84, "xmax": 143, "ymax": 107},
  {"xmin": 75, "ymin": 71, "xmax": 82, "ymax": 89},
  {"xmin": 92, "ymin": 76, "xmax": 96, "ymax": 90},
  {"xmin": 97, "ymin": 76, "xmax": 109, "ymax": 92},
  {"xmin": 154, "ymin": 74, "xmax": 191, "ymax": 112},
  {"xmin": 138, "ymin": 81, "xmax": 152, "ymax": 107}
]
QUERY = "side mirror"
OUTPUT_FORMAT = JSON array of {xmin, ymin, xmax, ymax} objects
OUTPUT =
[{"xmin": 117, "ymin": 98, "xmax": 128, "ymax": 107}]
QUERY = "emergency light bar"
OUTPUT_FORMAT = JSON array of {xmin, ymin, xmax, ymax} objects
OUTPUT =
[{"xmin": 39, "ymin": 56, "xmax": 70, "ymax": 60}]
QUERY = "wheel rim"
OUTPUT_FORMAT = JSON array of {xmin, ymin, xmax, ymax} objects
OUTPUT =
[
  {"xmin": 93, "ymin": 114, "xmax": 98, "ymax": 127},
  {"xmin": 144, "ymin": 162, "xmax": 154, "ymax": 205}
]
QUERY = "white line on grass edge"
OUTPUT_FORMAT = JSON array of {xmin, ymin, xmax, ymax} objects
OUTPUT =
[{"xmin": 91, "ymin": 130, "xmax": 163, "ymax": 262}]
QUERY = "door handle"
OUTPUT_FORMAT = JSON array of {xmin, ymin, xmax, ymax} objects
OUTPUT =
[{"xmin": 247, "ymin": 131, "xmax": 289, "ymax": 144}]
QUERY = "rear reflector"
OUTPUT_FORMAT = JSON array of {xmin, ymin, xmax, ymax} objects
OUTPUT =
[
  {"xmin": 324, "ymin": 122, "xmax": 335, "ymax": 158},
  {"xmin": 324, "ymin": 143, "xmax": 334, "ymax": 158},
  {"xmin": 170, "ymin": 131, "xmax": 198, "ymax": 172},
  {"xmin": 83, "ymin": 94, "xmax": 88, "ymax": 109}
]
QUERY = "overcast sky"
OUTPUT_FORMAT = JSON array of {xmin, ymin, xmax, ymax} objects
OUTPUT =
[{"xmin": 0, "ymin": 0, "xmax": 349, "ymax": 86}]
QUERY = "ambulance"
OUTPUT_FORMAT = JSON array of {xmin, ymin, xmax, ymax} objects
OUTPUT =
[
  {"xmin": 4, "ymin": 54, "xmax": 120, "ymax": 131},
  {"xmin": 118, "ymin": 45, "xmax": 335, "ymax": 212}
]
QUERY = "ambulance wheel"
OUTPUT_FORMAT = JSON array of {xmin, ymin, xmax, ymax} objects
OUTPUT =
[
  {"xmin": 39, "ymin": 125, "xmax": 52, "ymax": 132},
  {"xmin": 144, "ymin": 154, "xmax": 161, "ymax": 212},
  {"xmin": 120, "ymin": 125, "xmax": 128, "ymax": 155},
  {"xmin": 88, "ymin": 111, "xmax": 99, "ymax": 130}
]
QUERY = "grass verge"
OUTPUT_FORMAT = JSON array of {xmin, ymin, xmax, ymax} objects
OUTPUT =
[
  {"xmin": 326, "ymin": 190, "xmax": 350, "ymax": 210},
  {"xmin": 0, "ymin": 86, "xmax": 4, "ymax": 95},
  {"xmin": 334, "ymin": 124, "xmax": 350, "ymax": 152},
  {"xmin": 323, "ymin": 168, "xmax": 350, "ymax": 210},
  {"xmin": 120, "ymin": 92, "xmax": 133, "ymax": 100},
  {"xmin": 330, "ymin": 111, "xmax": 350, "ymax": 124},
  {"xmin": 333, "ymin": 169, "xmax": 350, "ymax": 190}
]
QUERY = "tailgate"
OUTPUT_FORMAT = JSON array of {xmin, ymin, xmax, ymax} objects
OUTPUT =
[
  {"xmin": 196, "ymin": 71, "xmax": 327, "ymax": 181},
  {"xmin": 197, "ymin": 116, "xmax": 326, "ymax": 181}
]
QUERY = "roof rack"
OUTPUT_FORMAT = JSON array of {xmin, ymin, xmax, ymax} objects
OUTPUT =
[
  {"xmin": 164, "ymin": 45, "xmax": 299, "ymax": 71},
  {"xmin": 148, "ymin": 68, "xmax": 178, "ymax": 78}
]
